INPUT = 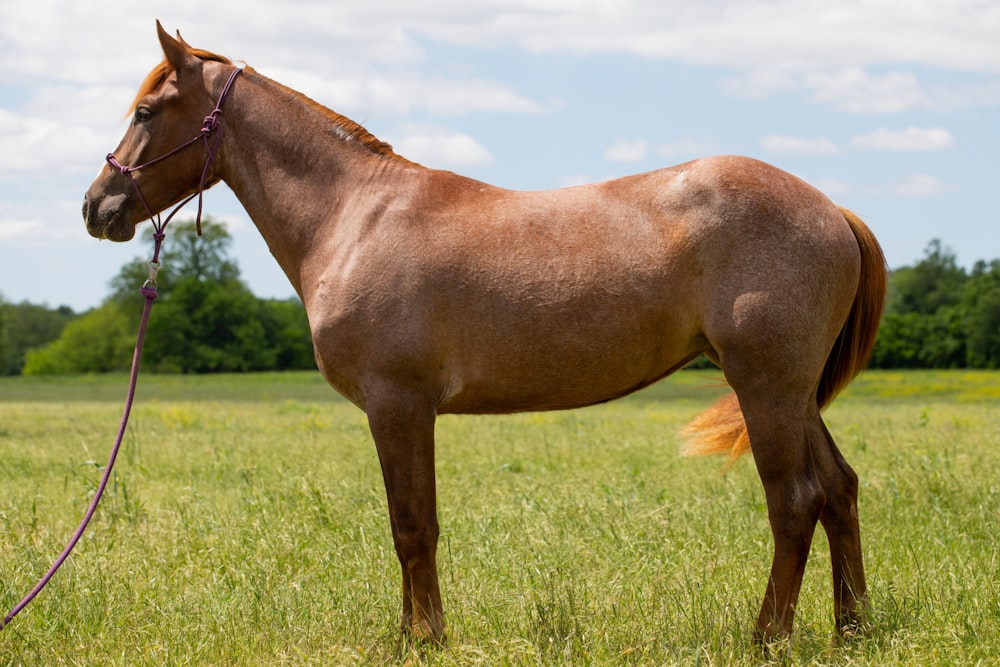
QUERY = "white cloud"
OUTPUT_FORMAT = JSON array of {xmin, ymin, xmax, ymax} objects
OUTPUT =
[
  {"xmin": 0, "ymin": 106, "xmax": 116, "ymax": 175},
  {"xmin": 805, "ymin": 68, "xmax": 931, "ymax": 113},
  {"xmin": 927, "ymin": 79, "xmax": 1000, "ymax": 111},
  {"xmin": 205, "ymin": 210, "xmax": 251, "ymax": 234},
  {"xmin": 0, "ymin": 219, "xmax": 45, "ymax": 242},
  {"xmin": 4, "ymin": 2, "xmax": 998, "ymax": 85},
  {"xmin": 725, "ymin": 66, "xmax": 1000, "ymax": 112},
  {"xmin": 606, "ymin": 137, "xmax": 725, "ymax": 164},
  {"xmin": 759, "ymin": 134, "xmax": 841, "ymax": 156},
  {"xmin": 392, "ymin": 125, "xmax": 494, "ymax": 168},
  {"xmin": 657, "ymin": 138, "xmax": 721, "ymax": 159},
  {"xmin": 269, "ymin": 68, "xmax": 548, "ymax": 119},
  {"xmin": 808, "ymin": 174, "xmax": 957, "ymax": 198},
  {"xmin": 850, "ymin": 127, "xmax": 955, "ymax": 151},
  {"xmin": 890, "ymin": 173, "xmax": 957, "ymax": 197},
  {"xmin": 417, "ymin": 1, "xmax": 1000, "ymax": 73},
  {"xmin": 0, "ymin": 198, "xmax": 87, "ymax": 244},
  {"xmin": 719, "ymin": 69, "xmax": 798, "ymax": 100},
  {"xmin": 811, "ymin": 177, "xmax": 882, "ymax": 198},
  {"xmin": 605, "ymin": 138, "xmax": 649, "ymax": 163},
  {"xmin": 0, "ymin": 0, "xmax": 995, "ymax": 178},
  {"xmin": 414, "ymin": 78, "xmax": 549, "ymax": 116}
]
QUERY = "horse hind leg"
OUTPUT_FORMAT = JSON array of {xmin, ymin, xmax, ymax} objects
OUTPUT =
[
  {"xmin": 811, "ymin": 417, "xmax": 869, "ymax": 636},
  {"xmin": 704, "ymin": 314, "xmax": 832, "ymax": 640},
  {"xmin": 715, "ymin": 371, "xmax": 868, "ymax": 641},
  {"xmin": 733, "ymin": 389, "xmax": 827, "ymax": 643}
]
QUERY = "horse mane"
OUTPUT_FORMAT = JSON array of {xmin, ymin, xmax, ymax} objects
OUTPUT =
[
  {"xmin": 252, "ymin": 68, "xmax": 414, "ymax": 164},
  {"xmin": 131, "ymin": 49, "xmax": 412, "ymax": 164}
]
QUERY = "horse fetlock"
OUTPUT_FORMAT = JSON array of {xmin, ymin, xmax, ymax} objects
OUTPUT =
[
  {"xmin": 836, "ymin": 594, "xmax": 872, "ymax": 639},
  {"xmin": 405, "ymin": 610, "xmax": 447, "ymax": 645}
]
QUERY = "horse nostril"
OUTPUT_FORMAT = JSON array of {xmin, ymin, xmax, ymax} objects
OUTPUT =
[{"xmin": 82, "ymin": 196, "xmax": 91, "ymax": 222}]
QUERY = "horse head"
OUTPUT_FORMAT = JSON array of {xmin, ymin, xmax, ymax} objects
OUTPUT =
[{"xmin": 83, "ymin": 22, "xmax": 234, "ymax": 242}]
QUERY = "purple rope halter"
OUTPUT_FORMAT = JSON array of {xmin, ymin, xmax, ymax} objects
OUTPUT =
[
  {"xmin": 107, "ymin": 66, "xmax": 242, "ymax": 244},
  {"xmin": 0, "ymin": 66, "xmax": 242, "ymax": 631}
]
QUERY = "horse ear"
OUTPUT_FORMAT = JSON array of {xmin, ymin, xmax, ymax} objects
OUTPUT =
[
  {"xmin": 156, "ymin": 20, "xmax": 195, "ymax": 72},
  {"xmin": 176, "ymin": 30, "xmax": 194, "ymax": 50}
]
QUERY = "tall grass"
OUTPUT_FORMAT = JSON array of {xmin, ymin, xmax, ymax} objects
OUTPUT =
[{"xmin": 0, "ymin": 371, "xmax": 997, "ymax": 665}]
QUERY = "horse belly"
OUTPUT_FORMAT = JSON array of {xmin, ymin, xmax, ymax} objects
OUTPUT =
[{"xmin": 436, "ymin": 302, "xmax": 701, "ymax": 414}]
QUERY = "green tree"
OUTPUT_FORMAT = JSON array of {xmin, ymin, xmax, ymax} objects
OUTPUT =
[
  {"xmin": 873, "ymin": 240, "xmax": 962, "ymax": 368},
  {"xmin": 963, "ymin": 260, "xmax": 1000, "ymax": 368},
  {"xmin": 144, "ymin": 276, "xmax": 274, "ymax": 373},
  {"xmin": 22, "ymin": 302, "xmax": 132, "ymax": 375},
  {"xmin": 24, "ymin": 217, "xmax": 316, "ymax": 374},
  {"xmin": 0, "ymin": 300, "xmax": 76, "ymax": 375},
  {"xmin": 0, "ymin": 294, "xmax": 6, "ymax": 371},
  {"xmin": 871, "ymin": 312, "xmax": 923, "ymax": 368},
  {"xmin": 109, "ymin": 217, "xmax": 240, "ymax": 317},
  {"xmin": 886, "ymin": 239, "xmax": 966, "ymax": 316},
  {"xmin": 260, "ymin": 298, "xmax": 316, "ymax": 370},
  {"xmin": 919, "ymin": 307, "xmax": 966, "ymax": 368}
]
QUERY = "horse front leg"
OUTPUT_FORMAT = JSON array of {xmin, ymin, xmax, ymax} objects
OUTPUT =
[{"xmin": 366, "ymin": 389, "xmax": 446, "ymax": 644}]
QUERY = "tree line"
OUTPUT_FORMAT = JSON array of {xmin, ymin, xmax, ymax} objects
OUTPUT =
[
  {"xmin": 869, "ymin": 239, "xmax": 1000, "ymax": 369},
  {"xmin": 1, "ymin": 220, "xmax": 315, "ymax": 375},
  {"xmin": 1, "ymin": 224, "xmax": 998, "ymax": 375}
]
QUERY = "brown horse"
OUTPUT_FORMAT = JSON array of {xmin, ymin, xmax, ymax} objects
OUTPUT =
[{"xmin": 83, "ymin": 23, "xmax": 886, "ymax": 645}]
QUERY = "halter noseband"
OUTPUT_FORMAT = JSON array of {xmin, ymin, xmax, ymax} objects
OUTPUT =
[{"xmin": 105, "ymin": 66, "xmax": 242, "ymax": 257}]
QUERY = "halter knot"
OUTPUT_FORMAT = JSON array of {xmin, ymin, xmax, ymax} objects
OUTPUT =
[
  {"xmin": 107, "ymin": 154, "xmax": 131, "ymax": 176},
  {"xmin": 201, "ymin": 111, "xmax": 222, "ymax": 135}
]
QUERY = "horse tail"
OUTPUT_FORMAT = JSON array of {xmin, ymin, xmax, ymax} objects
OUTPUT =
[
  {"xmin": 681, "ymin": 207, "xmax": 887, "ymax": 461},
  {"xmin": 818, "ymin": 208, "xmax": 888, "ymax": 407}
]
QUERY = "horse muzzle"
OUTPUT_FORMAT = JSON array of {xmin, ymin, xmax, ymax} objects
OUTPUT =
[{"xmin": 83, "ymin": 192, "xmax": 135, "ymax": 242}]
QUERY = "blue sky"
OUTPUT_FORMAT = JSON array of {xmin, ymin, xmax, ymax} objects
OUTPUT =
[{"xmin": 1, "ymin": 1, "xmax": 998, "ymax": 311}]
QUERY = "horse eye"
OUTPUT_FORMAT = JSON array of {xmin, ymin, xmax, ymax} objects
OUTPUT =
[{"xmin": 134, "ymin": 107, "xmax": 153, "ymax": 124}]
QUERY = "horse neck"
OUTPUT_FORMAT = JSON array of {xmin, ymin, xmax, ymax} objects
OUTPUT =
[{"xmin": 216, "ymin": 68, "xmax": 419, "ymax": 295}]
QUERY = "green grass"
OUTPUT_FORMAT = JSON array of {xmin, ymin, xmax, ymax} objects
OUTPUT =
[{"xmin": 0, "ymin": 370, "xmax": 997, "ymax": 665}]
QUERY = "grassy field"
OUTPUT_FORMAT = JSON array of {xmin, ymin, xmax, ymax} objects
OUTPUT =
[{"xmin": 0, "ymin": 370, "xmax": 996, "ymax": 665}]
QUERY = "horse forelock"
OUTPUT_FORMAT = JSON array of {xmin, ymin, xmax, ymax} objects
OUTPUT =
[{"xmin": 128, "ymin": 48, "xmax": 233, "ymax": 115}]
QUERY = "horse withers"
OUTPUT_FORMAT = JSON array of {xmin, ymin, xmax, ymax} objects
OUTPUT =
[{"xmin": 83, "ymin": 22, "xmax": 887, "ymax": 646}]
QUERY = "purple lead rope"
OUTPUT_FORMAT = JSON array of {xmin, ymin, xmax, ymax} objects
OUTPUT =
[
  {"xmin": 1, "ymin": 276, "xmax": 159, "ymax": 629},
  {"xmin": 1, "ymin": 66, "xmax": 242, "ymax": 630}
]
